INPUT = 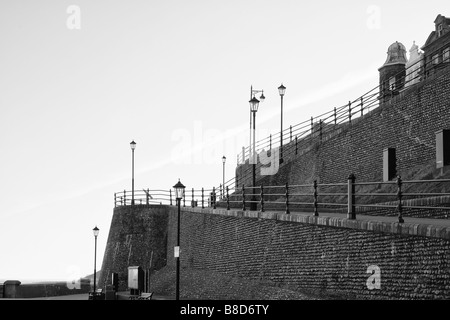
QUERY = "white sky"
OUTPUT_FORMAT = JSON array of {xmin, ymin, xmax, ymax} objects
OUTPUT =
[{"xmin": 0, "ymin": 0, "xmax": 448, "ymax": 282}]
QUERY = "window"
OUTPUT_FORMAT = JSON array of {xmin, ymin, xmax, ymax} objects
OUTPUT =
[
  {"xmin": 438, "ymin": 24, "xmax": 443, "ymax": 37},
  {"xmin": 444, "ymin": 48, "xmax": 450, "ymax": 63},
  {"xmin": 432, "ymin": 54, "xmax": 440, "ymax": 65},
  {"xmin": 389, "ymin": 77, "xmax": 396, "ymax": 90}
]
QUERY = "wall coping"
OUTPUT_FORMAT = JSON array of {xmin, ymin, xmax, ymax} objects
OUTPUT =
[{"xmin": 172, "ymin": 206, "xmax": 450, "ymax": 240}]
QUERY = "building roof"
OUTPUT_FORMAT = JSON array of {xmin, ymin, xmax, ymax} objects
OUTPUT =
[{"xmin": 379, "ymin": 41, "xmax": 408, "ymax": 70}]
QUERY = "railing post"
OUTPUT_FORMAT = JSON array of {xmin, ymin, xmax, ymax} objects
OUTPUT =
[
  {"xmin": 295, "ymin": 136, "xmax": 298, "ymax": 155},
  {"xmin": 397, "ymin": 176, "xmax": 405, "ymax": 223},
  {"xmin": 290, "ymin": 125, "xmax": 292, "ymax": 142},
  {"xmin": 334, "ymin": 107, "xmax": 337, "ymax": 125},
  {"xmin": 226, "ymin": 186, "xmax": 230, "ymax": 210},
  {"xmin": 124, "ymin": 190, "xmax": 126, "ymax": 206},
  {"xmin": 242, "ymin": 147, "xmax": 246, "ymax": 163},
  {"xmin": 170, "ymin": 189, "xmax": 173, "ymax": 206},
  {"xmin": 360, "ymin": 97, "xmax": 364, "ymax": 116},
  {"xmin": 203, "ymin": 188, "xmax": 206, "ymax": 208},
  {"xmin": 219, "ymin": 184, "xmax": 223, "ymax": 200},
  {"xmin": 285, "ymin": 182, "xmax": 290, "ymax": 214},
  {"xmin": 183, "ymin": 192, "xmax": 186, "ymax": 207},
  {"xmin": 212, "ymin": 187, "xmax": 216, "ymax": 209},
  {"xmin": 192, "ymin": 188, "xmax": 194, "ymax": 208},
  {"xmin": 319, "ymin": 119, "xmax": 322, "ymax": 143},
  {"xmin": 348, "ymin": 101, "xmax": 352, "ymax": 124},
  {"xmin": 242, "ymin": 185, "xmax": 246, "ymax": 211},
  {"xmin": 313, "ymin": 180, "xmax": 318, "ymax": 216},
  {"xmin": 270, "ymin": 134, "xmax": 272, "ymax": 150},
  {"xmin": 310, "ymin": 117, "xmax": 314, "ymax": 143},
  {"xmin": 114, "ymin": 193, "xmax": 117, "ymax": 208},
  {"xmin": 146, "ymin": 189, "xmax": 150, "ymax": 205},
  {"xmin": 347, "ymin": 174, "xmax": 356, "ymax": 219},
  {"xmin": 260, "ymin": 185, "xmax": 265, "ymax": 212}
]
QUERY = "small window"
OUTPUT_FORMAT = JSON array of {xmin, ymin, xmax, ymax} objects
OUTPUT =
[
  {"xmin": 389, "ymin": 77, "xmax": 396, "ymax": 90},
  {"xmin": 444, "ymin": 48, "xmax": 450, "ymax": 63},
  {"xmin": 432, "ymin": 54, "xmax": 440, "ymax": 65},
  {"xmin": 438, "ymin": 24, "xmax": 443, "ymax": 37}
]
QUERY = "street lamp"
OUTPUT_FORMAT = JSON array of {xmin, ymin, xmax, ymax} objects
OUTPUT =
[
  {"xmin": 278, "ymin": 84, "xmax": 286, "ymax": 164},
  {"xmin": 173, "ymin": 179, "xmax": 185, "ymax": 301},
  {"xmin": 92, "ymin": 226, "xmax": 99, "ymax": 296},
  {"xmin": 249, "ymin": 96, "xmax": 260, "ymax": 211},
  {"xmin": 249, "ymin": 86, "xmax": 265, "ymax": 161},
  {"xmin": 222, "ymin": 156, "xmax": 226, "ymax": 199},
  {"xmin": 130, "ymin": 140, "xmax": 136, "ymax": 205}
]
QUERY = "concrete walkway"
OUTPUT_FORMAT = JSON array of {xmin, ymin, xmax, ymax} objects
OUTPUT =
[{"xmin": 288, "ymin": 209, "xmax": 450, "ymax": 228}]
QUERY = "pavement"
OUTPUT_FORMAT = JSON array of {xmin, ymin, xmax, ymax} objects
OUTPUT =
[
  {"xmin": 286, "ymin": 209, "xmax": 450, "ymax": 227},
  {"xmin": 3, "ymin": 292, "xmax": 172, "ymax": 300}
]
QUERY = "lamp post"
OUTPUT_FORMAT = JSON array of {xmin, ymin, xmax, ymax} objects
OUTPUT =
[
  {"xmin": 278, "ymin": 84, "xmax": 286, "ymax": 164},
  {"xmin": 222, "ymin": 156, "xmax": 226, "ymax": 199},
  {"xmin": 173, "ymin": 179, "xmax": 185, "ymax": 301},
  {"xmin": 130, "ymin": 140, "xmax": 136, "ymax": 205},
  {"xmin": 92, "ymin": 226, "xmax": 99, "ymax": 296},
  {"xmin": 249, "ymin": 97, "xmax": 260, "ymax": 211},
  {"xmin": 249, "ymin": 86, "xmax": 265, "ymax": 162}
]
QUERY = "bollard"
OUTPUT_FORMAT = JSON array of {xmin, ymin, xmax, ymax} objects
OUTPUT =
[
  {"xmin": 397, "ymin": 176, "xmax": 405, "ymax": 223},
  {"xmin": 347, "ymin": 174, "xmax": 356, "ymax": 219},
  {"xmin": 313, "ymin": 180, "xmax": 318, "ymax": 216}
]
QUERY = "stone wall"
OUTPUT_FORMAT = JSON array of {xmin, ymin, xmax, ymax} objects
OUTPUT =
[
  {"xmin": 165, "ymin": 207, "xmax": 450, "ymax": 300},
  {"xmin": 100, "ymin": 205, "xmax": 450, "ymax": 299},
  {"xmin": 236, "ymin": 66, "xmax": 450, "ymax": 188},
  {"xmin": 98, "ymin": 205, "xmax": 169, "ymax": 291}
]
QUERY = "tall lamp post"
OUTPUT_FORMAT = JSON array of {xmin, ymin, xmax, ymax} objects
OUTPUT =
[
  {"xmin": 173, "ymin": 179, "xmax": 185, "ymax": 301},
  {"xmin": 92, "ymin": 226, "xmax": 99, "ymax": 295},
  {"xmin": 249, "ymin": 96, "xmax": 260, "ymax": 211},
  {"xmin": 249, "ymin": 86, "xmax": 265, "ymax": 161},
  {"xmin": 130, "ymin": 140, "xmax": 136, "ymax": 205},
  {"xmin": 222, "ymin": 156, "xmax": 226, "ymax": 199},
  {"xmin": 278, "ymin": 84, "xmax": 286, "ymax": 164}
]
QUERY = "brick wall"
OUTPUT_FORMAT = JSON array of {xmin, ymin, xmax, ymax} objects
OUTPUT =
[{"xmin": 237, "ymin": 67, "xmax": 450, "ymax": 188}]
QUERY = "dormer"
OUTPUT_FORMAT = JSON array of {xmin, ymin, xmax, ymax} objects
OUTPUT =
[{"xmin": 434, "ymin": 14, "xmax": 450, "ymax": 38}]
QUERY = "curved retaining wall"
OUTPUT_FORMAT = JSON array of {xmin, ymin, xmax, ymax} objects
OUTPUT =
[{"xmin": 98, "ymin": 205, "xmax": 169, "ymax": 291}]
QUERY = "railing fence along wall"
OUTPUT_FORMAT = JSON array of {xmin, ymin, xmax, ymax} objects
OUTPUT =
[
  {"xmin": 114, "ymin": 176, "xmax": 450, "ymax": 223},
  {"xmin": 114, "ymin": 43, "xmax": 450, "ymax": 223},
  {"xmin": 231, "ymin": 41, "xmax": 450, "ymax": 194}
]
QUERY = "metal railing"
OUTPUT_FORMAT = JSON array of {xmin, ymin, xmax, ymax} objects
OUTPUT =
[
  {"xmin": 115, "ymin": 175, "xmax": 450, "ymax": 223},
  {"xmin": 232, "ymin": 41, "xmax": 450, "ymax": 192}
]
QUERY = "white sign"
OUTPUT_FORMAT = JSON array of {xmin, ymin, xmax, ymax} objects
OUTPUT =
[{"xmin": 174, "ymin": 246, "xmax": 180, "ymax": 258}]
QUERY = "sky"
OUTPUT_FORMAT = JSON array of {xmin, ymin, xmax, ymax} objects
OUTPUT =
[{"xmin": 0, "ymin": 0, "xmax": 448, "ymax": 283}]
